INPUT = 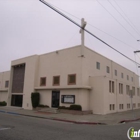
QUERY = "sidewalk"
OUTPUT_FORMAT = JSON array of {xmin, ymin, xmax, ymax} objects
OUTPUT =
[{"xmin": 0, "ymin": 106, "xmax": 140, "ymax": 125}]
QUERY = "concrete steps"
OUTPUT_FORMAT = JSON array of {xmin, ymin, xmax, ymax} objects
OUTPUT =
[
  {"xmin": 3, "ymin": 106, "xmax": 23, "ymax": 110},
  {"xmin": 39, "ymin": 108, "xmax": 59, "ymax": 113}
]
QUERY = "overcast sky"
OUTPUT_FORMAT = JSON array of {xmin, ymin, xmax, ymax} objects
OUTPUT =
[{"xmin": 0, "ymin": 0, "xmax": 140, "ymax": 75}]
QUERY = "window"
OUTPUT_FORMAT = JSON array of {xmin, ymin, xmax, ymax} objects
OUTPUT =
[
  {"xmin": 53, "ymin": 76, "xmax": 60, "ymax": 86},
  {"xmin": 126, "ymin": 85, "xmax": 130, "ymax": 95},
  {"xmin": 131, "ymin": 77, "xmax": 133, "ymax": 82},
  {"xmin": 132, "ymin": 87, "xmax": 135, "ymax": 96},
  {"xmin": 112, "ymin": 104, "xmax": 115, "ymax": 110},
  {"xmin": 40, "ymin": 77, "xmax": 46, "ymax": 86},
  {"xmin": 133, "ymin": 103, "xmax": 136, "ymax": 108},
  {"xmin": 119, "ymin": 83, "xmax": 123, "ymax": 94},
  {"xmin": 109, "ymin": 81, "xmax": 111, "ymax": 92},
  {"xmin": 5, "ymin": 81, "xmax": 9, "ymax": 88},
  {"xmin": 112, "ymin": 81, "xmax": 114, "ymax": 93},
  {"xmin": 127, "ymin": 104, "xmax": 130, "ymax": 109},
  {"xmin": 96, "ymin": 62, "xmax": 100, "ymax": 70},
  {"xmin": 127, "ymin": 75, "xmax": 129, "ymax": 80},
  {"xmin": 119, "ymin": 104, "xmax": 123, "ymax": 110},
  {"xmin": 119, "ymin": 104, "xmax": 121, "ymax": 109},
  {"xmin": 115, "ymin": 70, "xmax": 117, "ymax": 76},
  {"xmin": 109, "ymin": 104, "xmax": 115, "ymax": 110},
  {"xmin": 137, "ymin": 88, "xmax": 140, "ymax": 96},
  {"xmin": 122, "ymin": 104, "xmax": 124, "ymax": 109},
  {"xmin": 121, "ymin": 73, "xmax": 123, "ymax": 78},
  {"xmin": 109, "ymin": 80, "xmax": 115, "ymax": 93},
  {"xmin": 106, "ymin": 66, "xmax": 110, "ymax": 73},
  {"xmin": 109, "ymin": 104, "xmax": 111, "ymax": 111},
  {"xmin": 68, "ymin": 74, "xmax": 76, "ymax": 85},
  {"xmin": 138, "ymin": 103, "xmax": 140, "ymax": 108}
]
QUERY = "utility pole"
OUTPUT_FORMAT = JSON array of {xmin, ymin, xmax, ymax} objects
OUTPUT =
[
  {"xmin": 134, "ymin": 40, "xmax": 140, "ymax": 54},
  {"xmin": 79, "ymin": 18, "xmax": 87, "ymax": 57}
]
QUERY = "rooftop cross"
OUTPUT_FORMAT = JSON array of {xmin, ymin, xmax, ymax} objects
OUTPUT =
[{"xmin": 79, "ymin": 18, "xmax": 87, "ymax": 57}]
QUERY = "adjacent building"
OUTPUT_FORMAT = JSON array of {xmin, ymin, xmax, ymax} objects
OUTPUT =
[
  {"xmin": 0, "ymin": 71, "xmax": 10, "ymax": 102},
  {"xmin": 0, "ymin": 45, "xmax": 140, "ymax": 114}
]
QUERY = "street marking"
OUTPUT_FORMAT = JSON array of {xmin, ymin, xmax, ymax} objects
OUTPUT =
[{"xmin": 0, "ymin": 128, "xmax": 11, "ymax": 131}]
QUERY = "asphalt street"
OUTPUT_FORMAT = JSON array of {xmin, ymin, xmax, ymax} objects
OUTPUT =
[{"xmin": 0, "ymin": 113, "xmax": 140, "ymax": 140}]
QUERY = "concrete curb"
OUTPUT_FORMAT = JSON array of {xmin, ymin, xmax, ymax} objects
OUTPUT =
[
  {"xmin": 119, "ymin": 117, "xmax": 140, "ymax": 123},
  {"xmin": 52, "ymin": 118, "xmax": 106, "ymax": 125},
  {"xmin": 2, "ymin": 109, "xmax": 140, "ymax": 125},
  {"xmin": 0, "ymin": 110, "xmax": 106, "ymax": 125}
]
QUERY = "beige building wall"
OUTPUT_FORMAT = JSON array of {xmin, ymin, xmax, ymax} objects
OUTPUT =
[
  {"xmin": 89, "ymin": 76, "xmax": 105, "ymax": 114},
  {"xmin": 2, "ymin": 45, "xmax": 139, "ymax": 114},
  {"xmin": 0, "ymin": 71, "xmax": 10, "ymax": 102},
  {"xmin": 35, "ymin": 46, "xmax": 91, "ymax": 110},
  {"xmin": 37, "ymin": 89, "xmax": 90, "ymax": 111},
  {"xmin": 36, "ymin": 46, "xmax": 83, "ymax": 87},
  {"xmin": 82, "ymin": 47, "xmax": 140, "ymax": 114}
]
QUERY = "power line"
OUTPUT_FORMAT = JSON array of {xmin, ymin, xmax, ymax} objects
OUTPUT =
[
  {"xmin": 46, "ymin": 2, "xmax": 80, "ymax": 21},
  {"xmin": 136, "ymin": 54, "xmax": 140, "ymax": 61},
  {"xmin": 39, "ymin": 0, "xmax": 140, "ymax": 66},
  {"xmin": 108, "ymin": 0, "xmax": 140, "ymax": 37},
  {"xmin": 134, "ymin": 54, "xmax": 139, "ymax": 75},
  {"xmin": 114, "ymin": 0, "xmax": 140, "ymax": 36},
  {"xmin": 96, "ymin": 0, "xmax": 137, "ymax": 40},
  {"xmin": 87, "ymin": 23, "xmax": 138, "ymax": 50},
  {"xmin": 43, "ymin": 1, "xmax": 138, "ymax": 50}
]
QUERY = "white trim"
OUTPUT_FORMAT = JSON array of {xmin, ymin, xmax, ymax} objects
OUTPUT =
[
  {"xmin": 34, "ymin": 86, "xmax": 92, "ymax": 90},
  {"xmin": 0, "ymin": 89, "xmax": 8, "ymax": 92}
]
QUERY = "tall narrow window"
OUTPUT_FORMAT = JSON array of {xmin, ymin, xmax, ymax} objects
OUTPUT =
[
  {"xmin": 119, "ymin": 83, "xmax": 121, "ymax": 93},
  {"xmin": 96, "ymin": 62, "xmax": 100, "ymax": 70},
  {"xmin": 122, "ymin": 104, "xmax": 124, "ymax": 109},
  {"xmin": 115, "ymin": 70, "xmax": 117, "ymax": 76},
  {"xmin": 121, "ymin": 84, "xmax": 123, "ymax": 94},
  {"xmin": 68, "ymin": 74, "xmax": 76, "ymax": 85},
  {"xmin": 53, "ymin": 76, "xmax": 60, "ymax": 86},
  {"xmin": 126, "ymin": 85, "xmax": 130, "ymax": 95},
  {"xmin": 106, "ymin": 66, "xmax": 110, "ymax": 73},
  {"xmin": 5, "ymin": 81, "xmax": 9, "ymax": 88},
  {"xmin": 132, "ymin": 87, "xmax": 135, "ymax": 96},
  {"xmin": 137, "ymin": 88, "xmax": 140, "ymax": 96},
  {"xmin": 112, "ymin": 81, "xmax": 114, "ymax": 93},
  {"xmin": 119, "ymin": 83, "xmax": 123, "ymax": 94},
  {"xmin": 127, "ymin": 75, "xmax": 129, "ymax": 80},
  {"xmin": 121, "ymin": 73, "xmax": 123, "ymax": 78},
  {"xmin": 131, "ymin": 77, "xmax": 133, "ymax": 82},
  {"xmin": 109, "ymin": 80, "xmax": 115, "ymax": 93},
  {"xmin": 40, "ymin": 77, "xmax": 46, "ymax": 86},
  {"xmin": 109, "ymin": 81, "xmax": 111, "ymax": 92}
]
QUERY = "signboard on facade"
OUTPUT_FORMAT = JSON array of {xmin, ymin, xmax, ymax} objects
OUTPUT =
[{"xmin": 61, "ymin": 95, "xmax": 75, "ymax": 104}]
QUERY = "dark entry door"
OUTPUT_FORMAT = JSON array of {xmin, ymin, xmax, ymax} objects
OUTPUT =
[
  {"xmin": 11, "ymin": 95, "xmax": 23, "ymax": 107},
  {"xmin": 51, "ymin": 91, "xmax": 60, "ymax": 108}
]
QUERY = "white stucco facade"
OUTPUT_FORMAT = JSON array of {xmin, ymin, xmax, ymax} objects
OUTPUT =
[
  {"xmin": 0, "ymin": 45, "xmax": 140, "ymax": 114},
  {"xmin": 0, "ymin": 71, "xmax": 10, "ymax": 102}
]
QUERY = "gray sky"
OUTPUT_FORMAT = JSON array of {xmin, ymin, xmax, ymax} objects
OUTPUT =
[{"xmin": 0, "ymin": 0, "xmax": 140, "ymax": 75}]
